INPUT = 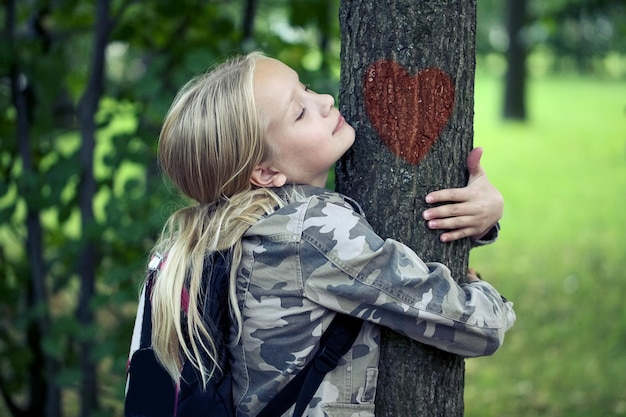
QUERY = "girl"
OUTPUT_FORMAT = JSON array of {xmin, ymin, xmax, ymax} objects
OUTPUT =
[{"xmin": 132, "ymin": 52, "xmax": 515, "ymax": 417}]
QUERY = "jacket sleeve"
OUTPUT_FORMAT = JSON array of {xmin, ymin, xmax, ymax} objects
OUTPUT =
[
  {"xmin": 299, "ymin": 197, "xmax": 515, "ymax": 358},
  {"xmin": 471, "ymin": 222, "xmax": 500, "ymax": 247}
]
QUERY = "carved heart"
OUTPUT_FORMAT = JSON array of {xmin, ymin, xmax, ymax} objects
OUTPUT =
[{"xmin": 363, "ymin": 60, "xmax": 455, "ymax": 165}]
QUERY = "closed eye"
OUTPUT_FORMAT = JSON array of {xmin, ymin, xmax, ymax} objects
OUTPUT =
[{"xmin": 296, "ymin": 85, "xmax": 310, "ymax": 121}]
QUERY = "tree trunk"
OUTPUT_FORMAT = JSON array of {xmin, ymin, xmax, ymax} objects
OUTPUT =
[
  {"xmin": 76, "ymin": 0, "xmax": 110, "ymax": 415},
  {"xmin": 337, "ymin": 0, "xmax": 476, "ymax": 415},
  {"xmin": 503, "ymin": 0, "xmax": 527, "ymax": 120},
  {"xmin": 242, "ymin": 0, "xmax": 258, "ymax": 45},
  {"xmin": 6, "ymin": 0, "xmax": 61, "ymax": 416}
]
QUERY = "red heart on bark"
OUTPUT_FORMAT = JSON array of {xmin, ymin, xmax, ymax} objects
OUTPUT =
[{"xmin": 363, "ymin": 60, "xmax": 455, "ymax": 165}]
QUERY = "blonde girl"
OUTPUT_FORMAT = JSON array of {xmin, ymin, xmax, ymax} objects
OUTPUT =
[{"xmin": 129, "ymin": 52, "xmax": 515, "ymax": 417}]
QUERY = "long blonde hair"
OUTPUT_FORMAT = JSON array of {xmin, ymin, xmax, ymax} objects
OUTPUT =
[{"xmin": 150, "ymin": 52, "xmax": 283, "ymax": 387}]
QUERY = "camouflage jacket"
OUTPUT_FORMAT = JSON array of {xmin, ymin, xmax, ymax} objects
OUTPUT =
[{"xmin": 231, "ymin": 185, "xmax": 516, "ymax": 417}]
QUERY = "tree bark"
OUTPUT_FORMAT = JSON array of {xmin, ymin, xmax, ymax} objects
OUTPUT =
[
  {"xmin": 337, "ymin": 0, "xmax": 476, "ymax": 415},
  {"xmin": 503, "ymin": 0, "xmax": 527, "ymax": 120},
  {"xmin": 76, "ymin": 0, "xmax": 111, "ymax": 415}
]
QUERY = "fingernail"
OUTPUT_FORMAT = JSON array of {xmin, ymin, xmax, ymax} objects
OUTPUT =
[{"xmin": 425, "ymin": 195, "xmax": 434, "ymax": 203}]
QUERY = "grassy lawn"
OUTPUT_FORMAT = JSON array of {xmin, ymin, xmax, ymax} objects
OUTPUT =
[{"xmin": 465, "ymin": 74, "xmax": 626, "ymax": 417}]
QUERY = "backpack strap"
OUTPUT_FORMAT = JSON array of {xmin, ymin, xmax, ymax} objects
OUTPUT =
[
  {"xmin": 125, "ymin": 253, "xmax": 178, "ymax": 417},
  {"xmin": 139, "ymin": 253, "xmax": 162, "ymax": 349},
  {"xmin": 257, "ymin": 313, "xmax": 363, "ymax": 417}
]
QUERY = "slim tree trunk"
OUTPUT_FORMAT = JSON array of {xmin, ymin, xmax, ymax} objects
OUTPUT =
[
  {"xmin": 6, "ymin": 0, "xmax": 61, "ymax": 416},
  {"xmin": 242, "ymin": 0, "xmax": 258, "ymax": 45},
  {"xmin": 76, "ymin": 0, "xmax": 110, "ymax": 415},
  {"xmin": 337, "ymin": 0, "xmax": 476, "ymax": 415},
  {"xmin": 503, "ymin": 0, "xmax": 527, "ymax": 120}
]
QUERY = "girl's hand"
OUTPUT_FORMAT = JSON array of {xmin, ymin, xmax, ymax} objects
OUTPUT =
[{"xmin": 422, "ymin": 147, "xmax": 503, "ymax": 242}]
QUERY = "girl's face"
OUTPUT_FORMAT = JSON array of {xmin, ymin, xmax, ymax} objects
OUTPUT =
[{"xmin": 251, "ymin": 58, "xmax": 355, "ymax": 188}]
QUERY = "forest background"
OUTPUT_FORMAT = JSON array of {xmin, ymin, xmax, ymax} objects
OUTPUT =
[{"xmin": 1, "ymin": 0, "xmax": 625, "ymax": 416}]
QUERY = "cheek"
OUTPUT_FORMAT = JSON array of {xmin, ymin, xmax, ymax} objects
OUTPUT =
[
  {"xmin": 264, "ymin": 124, "xmax": 292, "ymax": 156},
  {"xmin": 262, "ymin": 136, "xmax": 279, "ymax": 163}
]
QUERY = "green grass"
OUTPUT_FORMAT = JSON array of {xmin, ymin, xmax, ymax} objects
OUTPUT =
[{"xmin": 465, "ymin": 74, "xmax": 626, "ymax": 417}]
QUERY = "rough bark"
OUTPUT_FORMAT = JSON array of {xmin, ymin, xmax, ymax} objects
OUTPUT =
[{"xmin": 337, "ymin": 0, "xmax": 476, "ymax": 415}]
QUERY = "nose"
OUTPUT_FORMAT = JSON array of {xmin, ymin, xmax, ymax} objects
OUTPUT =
[{"xmin": 319, "ymin": 93, "xmax": 334, "ymax": 117}]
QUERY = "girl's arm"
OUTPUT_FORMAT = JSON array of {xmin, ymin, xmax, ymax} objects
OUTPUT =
[{"xmin": 422, "ymin": 147, "xmax": 503, "ymax": 242}]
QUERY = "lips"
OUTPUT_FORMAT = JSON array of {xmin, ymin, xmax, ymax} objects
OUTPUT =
[{"xmin": 333, "ymin": 114, "xmax": 345, "ymax": 134}]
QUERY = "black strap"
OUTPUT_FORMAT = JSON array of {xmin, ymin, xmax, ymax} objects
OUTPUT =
[
  {"xmin": 257, "ymin": 313, "xmax": 363, "ymax": 417},
  {"xmin": 139, "ymin": 268, "xmax": 158, "ymax": 349},
  {"xmin": 125, "ymin": 256, "xmax": 177, "ymax": 417}
]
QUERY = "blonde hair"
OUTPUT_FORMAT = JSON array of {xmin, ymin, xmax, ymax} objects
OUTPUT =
[{"xmin": 150, "ymin": 52, "xmax": 284, "ymax": 387}]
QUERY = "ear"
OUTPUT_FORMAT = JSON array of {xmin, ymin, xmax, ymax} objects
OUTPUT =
[{"xmin": 250, "ymin": 164, "xmax": 287, "ymax": 188}]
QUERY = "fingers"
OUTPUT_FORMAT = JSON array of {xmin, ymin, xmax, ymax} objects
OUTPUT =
[
  {"xmin": 439, "ymin": 228, "xmax": 474, "ymax": 242},
  {"xmin": 425, "ymin": 187, "xmax": 469, "ymax": 204},
  {"xmin": 423, "ymin": 201, "xmax": 472, "ymax": 221},
  {"xmin": 425, "ymin": 148, "xmax": 487, "ymax": 204},
  {"xmin": 426, "ymin": 216, "xmax": 484, "ymax": 242},
  {"xmin": 466, "ymin": 147, "xmax": 484, "ymax": 176},
  {"xmin": 425, "ymin": 214, "xmax": 475, "ymax": 231},
  {"xmin": 423, "ymin": 199, "xmax": 497, "ymax": 242},
  {"xmin": 422, "ymin": 147, "xmax": 502, "ymax": 242}
]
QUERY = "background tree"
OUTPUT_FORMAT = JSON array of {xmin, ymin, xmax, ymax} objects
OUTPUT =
[
  {"xmin": 503, "ymin": 0, "xmax": 528, "ymax": 120},
  {"xmin": 336, "ymin": 0, "xmax": 476, "ymax": 415},
  {"xmin": 3, "ymin": 1, "xmax": 61, "ymax": 415},
  {"xmin": 478, "ymin": 0, "xmax": 625, "ymax": 120}
]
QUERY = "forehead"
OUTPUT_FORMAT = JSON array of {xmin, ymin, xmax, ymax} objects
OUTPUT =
[
  {"xmin": 254, "ymin": 58, "xmax": 298, "ymax": 82},
  {"xmin": 253, "ymin": 58, "xmax": 300, "ymax": 122},
  {"xmin": 253, "ymin": 58, "xmax": 299, "ymax": 99}
]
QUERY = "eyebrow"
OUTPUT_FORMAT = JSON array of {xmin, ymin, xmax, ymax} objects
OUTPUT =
[{"xmin": 280, "ymin": 71, "xmax": 302, "ymax": 122}]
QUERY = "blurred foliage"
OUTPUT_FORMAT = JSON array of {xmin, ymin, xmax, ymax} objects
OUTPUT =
[
  {"xmin": 478, "ymin": 0, "xmax": 626, "ymax": 77},
  {"xmin": 0, "ymin": 0, "xmax": 624, "ymax": 416}
]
